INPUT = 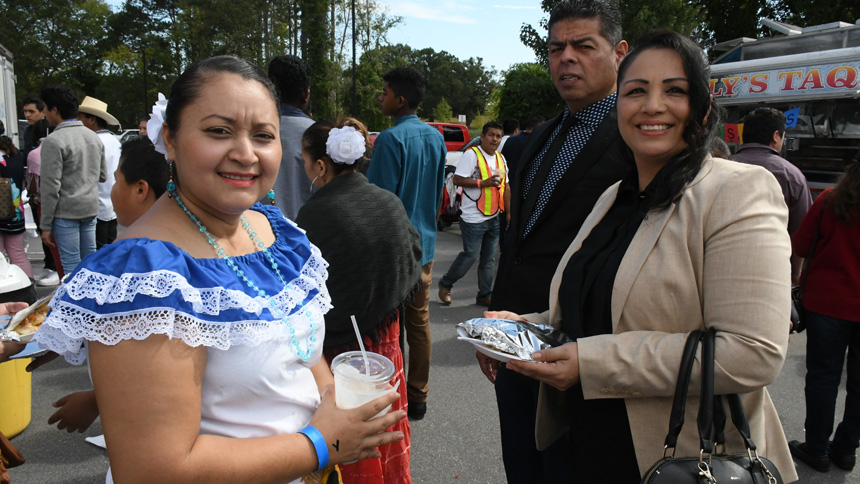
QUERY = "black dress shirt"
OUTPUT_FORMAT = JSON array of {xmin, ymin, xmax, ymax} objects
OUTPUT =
[{"xmin": 557, "ymin": 163, "xmax": 670, "ymax": 481}]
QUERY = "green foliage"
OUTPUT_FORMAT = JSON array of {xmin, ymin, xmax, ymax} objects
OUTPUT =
[
  {"xmin": 2, "ymin": 0, "xmax": 112, "ymax": 102},
  {"xmin": 519, "ymin": 0, "xmax": 559, "ymax": 66},
  {"xmin": 102, "ymin": 0, "xmax": 180, "ymax": 123},
  {"xmin": 782, "ymin": 0, "xmax": 856, "ymax": 28},
  {"xmin": 301, "ymin": 0, "xmax": 336, "ymax": 120},
  {"xmin": 348, "ymin": 44, "xmax": 496, "ymax": 131},
  {"xmin": 416, "ymin": 48, "xmax": 497, "ymax": 127},
  {"xmin": 496, "ymin": 63, "xmax": 564, "ymax": 122},
  {"xmin": 470, "ymin": 113, "xmax": 493, "ymax": 134},
  {"xmin": 0, "ymin": 0, "xmax": 402, "ymax": 126},
  {"xmin": 332, "ymin": 0, "xmax": 403, "ymax": 61},
  {"xmin": 694, "ymin": 0, "xmax": 771, "ymax": 46},
  {"xmin": 431, "ymin": 98, "xmax": 452, "ymax": 122},
  {"xmin": 621, "ymin": 0, "xmax": 701, "ymax": 42}
]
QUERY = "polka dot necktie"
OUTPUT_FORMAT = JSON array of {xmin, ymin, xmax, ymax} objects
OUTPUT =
[{"xmin": 522, "ymin": 114, "xmax": 578, "ymax": 236}]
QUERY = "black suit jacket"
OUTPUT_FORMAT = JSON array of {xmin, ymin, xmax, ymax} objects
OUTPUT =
[{"xmin": 490, "ymin": 108, "xmax": 630, "ymax": 315}]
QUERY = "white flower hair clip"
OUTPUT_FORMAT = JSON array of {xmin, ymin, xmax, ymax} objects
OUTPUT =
[
  {"xmin": 147, "ymin": 93, "xmax": 169, "ymax": 159},
  {"xmin": 325, "ymin": 126, "xmax": 366, "ymax": 165}
]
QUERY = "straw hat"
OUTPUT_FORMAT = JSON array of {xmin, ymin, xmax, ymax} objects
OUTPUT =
[{"xmin": 78, "ymin": 96, "xmax": 120, "ymax": 126}]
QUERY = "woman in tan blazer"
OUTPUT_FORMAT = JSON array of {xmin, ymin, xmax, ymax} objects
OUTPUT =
[{"xmin": 489, "ymin": 31, "xmax": 798, "ymax": 482}]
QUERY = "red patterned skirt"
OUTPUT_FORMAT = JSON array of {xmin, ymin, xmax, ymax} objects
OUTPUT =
[{"xmin": 323, "ymin": 312, "xmax": 412, "ymax": 484}]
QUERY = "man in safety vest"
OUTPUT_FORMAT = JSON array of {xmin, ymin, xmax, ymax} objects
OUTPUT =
[{"xmin": 438, "ymin": 121, "xmax": 510, "ymax": 307}]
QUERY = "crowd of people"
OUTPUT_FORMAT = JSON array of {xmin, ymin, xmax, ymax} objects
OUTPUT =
[{"xmin": 1, "ymin": 0, "xmax": 859, "ymax": 483}]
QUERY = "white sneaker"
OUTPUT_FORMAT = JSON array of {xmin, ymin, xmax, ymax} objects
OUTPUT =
[
  {"xmin": 34, "ymin": 268, "xmax": 54, "ymax": 280},
  {"xmin": 36, "ymin": 271, "xmax": 60, "ymax": 286}
]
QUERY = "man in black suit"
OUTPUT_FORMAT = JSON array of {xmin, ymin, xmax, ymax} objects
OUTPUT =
[{"xmin": 477, "ymin": 1, "xmax": 630, "ymax": 482}]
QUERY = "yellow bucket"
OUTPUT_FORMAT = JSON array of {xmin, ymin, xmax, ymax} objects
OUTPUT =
[{"xmin": 0, "ymin": 358, "xmax": 32, "ymax": 437}]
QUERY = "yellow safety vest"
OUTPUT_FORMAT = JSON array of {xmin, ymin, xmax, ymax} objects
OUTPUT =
[{"xmin": 472, "ymin": 146, "xmax": 506, "ymax": 216}]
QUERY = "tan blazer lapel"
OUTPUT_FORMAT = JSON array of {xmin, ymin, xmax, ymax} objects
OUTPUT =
[
  {"xmin": 545, "ymin": 182, "xmax": 621, "ymax": 328},
  {"xmin": 610, "ymin": 205, "xmax": 676, "ymax": 330}
]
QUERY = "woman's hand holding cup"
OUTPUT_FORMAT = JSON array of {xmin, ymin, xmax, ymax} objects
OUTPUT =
[{"xmin": 307, "ymin": 385, "xmax": 406, "ymax": 465}]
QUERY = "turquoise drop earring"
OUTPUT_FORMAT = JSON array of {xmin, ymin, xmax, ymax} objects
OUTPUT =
[{"xmin": 166, "ymin": 161, "xmax": 176, "ymax": 198}]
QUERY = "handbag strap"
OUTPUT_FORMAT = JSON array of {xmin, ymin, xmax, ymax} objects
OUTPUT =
[
  {"xmin": 663, "ymin": 329, "xmax": 760, "ymax": 455},
  {"xmin": 727, "ymin": 393, "xmax": 757, "ymax": 451},
  {"xmin": 663, "ymin": 330, "xmax": 704, "ymax": 450},
  {"xmin": 704, "ymin": 330, "xmax": 760, "ymax": 452},
  {"xmin": 697, "ymin": 326, "xmax": 716, "ymax": 454},
  {"xmin": 712, "ymin": 395, "xmax": 727, "ymax": 448}
]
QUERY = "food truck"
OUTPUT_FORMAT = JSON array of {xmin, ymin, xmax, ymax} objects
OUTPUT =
[{"xmin": 710, "ymin": 19, "xmax": 860, "ymax": 194}]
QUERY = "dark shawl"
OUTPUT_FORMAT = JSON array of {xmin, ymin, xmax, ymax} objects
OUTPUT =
[{"xmin": 296, "ymin": 171, "xmax": 422, "ymax": 347}]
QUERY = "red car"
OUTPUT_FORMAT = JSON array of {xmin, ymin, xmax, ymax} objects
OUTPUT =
[{"xmin": 427, "ymin": 122, "xmax": 471, "ymax": 152}]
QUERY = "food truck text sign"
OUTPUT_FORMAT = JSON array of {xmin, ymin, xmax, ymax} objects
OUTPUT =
[{"xmin": 710, "ymin": 61, "xmax": 860, "ymax": 100}]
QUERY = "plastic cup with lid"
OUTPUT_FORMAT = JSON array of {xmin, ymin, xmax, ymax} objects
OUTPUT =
[{"xmin": 331, "ymin": 351, "xmax": 396, "ymax": 418}]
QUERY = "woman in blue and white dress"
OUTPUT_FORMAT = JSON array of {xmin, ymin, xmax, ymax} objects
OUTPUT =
[{"xmin": 35, "ymin": 56, "xmax": 406, "ymax": 484}]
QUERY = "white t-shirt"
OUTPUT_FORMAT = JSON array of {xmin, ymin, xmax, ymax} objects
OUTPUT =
[
  {"xmin": 96, "ymin": 130, "xmax": 121, "ymax": 221},
  {"xmin": 455, "ymin": 146, "xmax": 509, "ymax": 224}
]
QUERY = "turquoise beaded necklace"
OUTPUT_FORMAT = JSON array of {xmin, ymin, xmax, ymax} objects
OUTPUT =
[{"xmin": 170, "ymin": 188, "xmax": 318, "ymax": 361}]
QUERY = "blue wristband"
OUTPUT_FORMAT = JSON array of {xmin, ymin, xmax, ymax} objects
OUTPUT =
[{"xmin": 298, "ymin": 425, "xmax": 329, "ymax": 471}]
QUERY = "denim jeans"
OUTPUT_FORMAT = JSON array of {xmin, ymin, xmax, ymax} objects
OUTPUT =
[
  {"xmin": 440, "ymin": 216, "xmax": 499, "ymax": 300},
  {"xmin": 804, "ymin": 310, "xmax": 860, "ymax": 456},
  {"xmin": 52, "ymin": 217, "xmax": 97, "ymax": 275}
]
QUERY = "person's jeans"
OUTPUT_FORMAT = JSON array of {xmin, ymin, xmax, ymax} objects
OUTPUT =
[
  {"xmin": 440, "ymin": 216, "xmax": 500, "ymax": 299},
  {"xmin": 52, "ymin": 217, "xmax": 97, "ymax": 275},
  {"xmin": 804, "ymin": 310, "xmax": 860, "ymax": 456}
]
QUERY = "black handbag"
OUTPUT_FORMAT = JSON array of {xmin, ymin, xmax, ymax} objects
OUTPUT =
[
  {"xmin": 641, "ymin": 329, "xmax": 783, "ymax": 484},
  {"xmin": 791, "ymin": 205, "xmax": 825, "ymax": 333}
]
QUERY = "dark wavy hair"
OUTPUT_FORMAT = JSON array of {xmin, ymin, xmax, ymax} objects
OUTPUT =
[
  {"xmin": 165, "ymin": 55, "xmax": 278, "ymax": 133},
  {"xmin": 302, "ymin": 117, "xmax": 373, "ymax": 176},
  {"xmin": 40, "ymin": 84, "xmax": 79, "ymax": 119},
  {"xmin": 617, "ymin": 30, "xmax": 722, "ymax": 212},
  {"xmin": 0, "ymin": 136, "xmax": 17, "ymax": 156},
  {"xmin": 827, "ymin": 152, "xmax": 860, "ymax": 224},
  {"xmin": 268, "ymin": 55, "xmax": 312, "ymax": 106}
]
